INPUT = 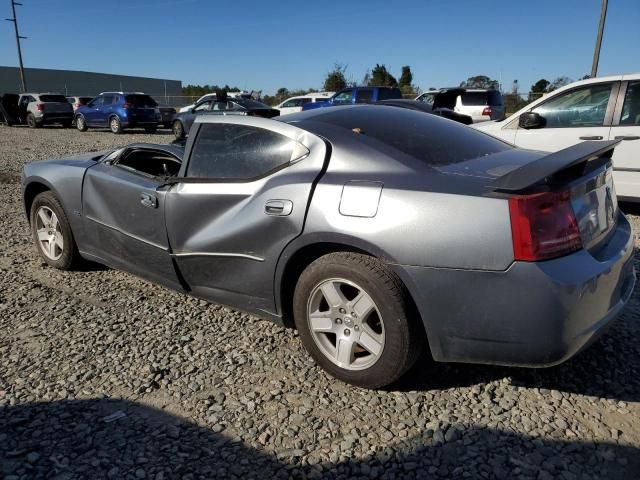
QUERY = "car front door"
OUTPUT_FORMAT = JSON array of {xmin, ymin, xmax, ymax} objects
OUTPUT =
[
  {"xmin": 165, "ymin": 117, "xmax": 327, "ymax": 316},
  {"xmin": 512, "ymin": 81, "xmax": 619, "ymax": 152},
  {"xmin": 181, "ymin": 100, "xmax": 211, "ymax": 133},
  {"xmin": 81, "ymin": 147, "xmax": 182, "ymax": 290},
  {"xmin": 84, "ymin": 96, "xmax": 105, "ymax": 125},
  {"xmin": 608, "ymin": 79, "xmax": 640, "ymax": 199}
]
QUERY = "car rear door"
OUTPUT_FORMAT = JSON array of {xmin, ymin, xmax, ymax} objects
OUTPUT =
[
  {"xmin": 81, "ymin": 147, "xmax": 182, "ymax": 290},
  {"xmin": 165, "ymin": 116, "xmax": 327, "ymax": 316},
  {"xmin": 512, "ymin": 80, "xmax": 620, "ymax": 152},
  {"xmin": 608, "ymin": 78, "xmax": 640, "ymax": 199}
]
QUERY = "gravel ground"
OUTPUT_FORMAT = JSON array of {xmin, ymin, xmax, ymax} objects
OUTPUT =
[{"xmin": 1, "ymin": 124, "xmax": 640, "ymax": 479}]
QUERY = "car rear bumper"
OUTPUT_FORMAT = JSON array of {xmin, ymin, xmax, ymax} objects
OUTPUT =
[
  {"xmin": 38, "ymin": 112, "xmax": 73, "ymax": 123},
  {"xmin": 394, "ymin": 213, "xmax": 636, "ymax": 367}
]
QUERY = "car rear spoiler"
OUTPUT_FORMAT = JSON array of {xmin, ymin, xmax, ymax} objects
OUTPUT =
[{"xmin": 492, "ymin": 140, "xmax": 621, "ymax": 193}]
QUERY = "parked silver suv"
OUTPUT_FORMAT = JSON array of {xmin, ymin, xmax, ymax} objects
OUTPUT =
[{"xmin": 18, "ymin": 93, "xmax": 73, "ymax": 128}]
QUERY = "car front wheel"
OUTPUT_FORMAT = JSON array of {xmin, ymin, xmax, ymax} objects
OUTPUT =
[
  {"xmin": 293, "ymin": 252, "xmax": 424, "ymax": 388},
  {"xmin": 76, "ymin": 115, "xmax": 88, "ymax": 131},
  {"xmin": 109, "ymin": 116, "xmax": 122, "ymax": 134},
  {"xmin": 172, "ymin": 120, "xmax": 185, "ymax": 139},
  {"xmin": 30, "ymin": 191, "xmax": 81, "ymax": 270}
]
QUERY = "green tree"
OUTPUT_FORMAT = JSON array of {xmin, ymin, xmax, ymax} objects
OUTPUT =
[
  {"xmin": 368, "ymin": 64, "xmax": 398, "ymax": 87},
  {"xmin": 460, "ymin": 75, "xmax": 499, "ymax": 90},
  {"xmin": 399, "ymin": 66, "xmax": 413, "ymax": 88},
  {"xmin": 529, "ymin": 78, "xmax": 550, "ymax": 102},
  {"xmin": 323, "ymin": 64, "xmax": 348, "ymax": 92},
  {"xmin": 548, "ymin": 76, "xmax": 572, "ymax": 92}
]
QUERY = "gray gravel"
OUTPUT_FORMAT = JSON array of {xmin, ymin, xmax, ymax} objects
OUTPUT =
[{"xmin": 1, "ymin": 124, "xmax": 640, "ymax": 479}]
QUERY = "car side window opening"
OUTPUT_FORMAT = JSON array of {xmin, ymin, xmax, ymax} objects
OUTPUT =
[
  {"xmin": 187, "ymin": 123, "xmax": 305, "ymax": 180},
  {"xmin": 620, "ymin": 81, "xmax": 640, "ymax": 126},
  {"xmin": 282, "ymin": 98, "xmax": 302, "ymax": 108},
  {"xmin": 115, "ymin": 149, "xmax": 182, "ymax": 178},
  {"xmin": 90, "ymin": 96, "xmax": 104, "ymax": 108},
  {"xmin": 355, "ymin": 89, "xmax": 374, "ymax": 104},
  {"xmin": 101, "ymin": 95, "xmax": 115, "ymax": 105},
  {"xmin": 333, "ymin": 90, "xmax": 353, "ymax": 105},
  {"xmin": 531, "ymin": 83, "xmax": 613, "ymax": 128},
  {"xmin": 193, "ymin": 101, "xmax": 211, "ymax": 112}
]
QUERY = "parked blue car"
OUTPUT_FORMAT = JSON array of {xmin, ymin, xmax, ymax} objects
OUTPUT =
[
  {"xmin": 302, "ymin": 86, "xmax": 402, "ymax": 111},
  {"xmin": 75, "ymin": 92, "xmax": 161, "ymax": 134}
]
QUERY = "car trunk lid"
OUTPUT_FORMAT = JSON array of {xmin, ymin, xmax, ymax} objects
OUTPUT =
[{"xmin": 491, "ymin": 140, "xmax": 621, "ymax": 253}]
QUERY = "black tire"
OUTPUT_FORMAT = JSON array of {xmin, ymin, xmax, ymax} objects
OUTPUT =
[
  {"xmin": 144, "ymin": 125, "xmax": 158, "ymax": 134},
  {"xmin": 30, "ymin": 191, "xmax": 81, "ymax": 270},
  {"xmin": 172, "ymin": 120, "xmax": 185, "ymax": 139},
  {"xmin": 27, "ymin": 113, "xmax": 39, "ymax": 128},
  {"xmin": 293, "ymin": 252, "xmax": 424, "ymax": 388},
  {"xmin": 109, "ymin": 115, "xmax": 122, "ymax": 134},
  {"xmin": 76, "ymin": 115, "xmax": 88, "ymax": 131}
]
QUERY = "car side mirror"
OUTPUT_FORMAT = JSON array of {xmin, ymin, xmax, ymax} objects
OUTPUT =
[{"xmin": 519, "ymin": 111, "xmax": 546, "ymax": 129}]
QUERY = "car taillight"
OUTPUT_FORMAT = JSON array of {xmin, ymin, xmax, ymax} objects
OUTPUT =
[
  {"xmin": 123, "ymin": 102, "xmax": 132, "ymax": 109},
  {"xmin": 36, "ymin": 103, "xmax": 45, "ymax": 112},
  {"xmin": 75, "ymin": 103, "xmax": 81, "ymax": 109},
  {"xmin": 508, "ymin": 190, "xmax": 582, "ymax": 261},
  {"xmin": 482, "ymin": 106, "xmax": 492, "ymax": 116}
]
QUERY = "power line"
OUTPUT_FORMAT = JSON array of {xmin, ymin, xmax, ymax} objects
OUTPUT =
[{"xmin": 5, "ymin": 0, "xmax": 27, "ymax": 92}]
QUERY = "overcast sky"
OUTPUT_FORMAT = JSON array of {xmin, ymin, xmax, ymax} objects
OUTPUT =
[{"xmin": 0, "ymin": 0, "xmax": 638, "ymax": 94}]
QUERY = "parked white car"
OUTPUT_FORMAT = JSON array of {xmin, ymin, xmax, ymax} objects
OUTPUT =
[
  {"xmin": 275, "ymin": 92, "xmax": 334, "ymax": 115},
  {"xmin": 473, "ymin": 73, "xmax": 640, "ymax": 200},
  {"xmin": 416, "ymin": 88, "xmax": 505, "ymax": 122}
]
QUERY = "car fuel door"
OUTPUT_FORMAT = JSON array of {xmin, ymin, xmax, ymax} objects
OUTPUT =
[
  {"xmin": 165, "ymin": 118, "xmax": 327, "ymax": 317},
  {"xmin": 81, "ymin": 148, "xmax": 182, "ymax": 290}
]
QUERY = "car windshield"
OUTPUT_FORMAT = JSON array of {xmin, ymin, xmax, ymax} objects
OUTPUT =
[
  {"xmin": 125, "ymin": 95, "xmax": 158, "ymax": 107},
  {"xmin": 310, "ymin": 106, "xmax": 511, "ymax": 166},
  {"xmin": 40, "ymin": 95, "xmax": 68, "ymax": 103}
]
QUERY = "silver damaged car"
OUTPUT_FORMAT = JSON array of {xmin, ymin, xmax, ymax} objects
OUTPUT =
[{"xmin": 22, "ymin": 105, "xmax": 636, "ymax": 388}]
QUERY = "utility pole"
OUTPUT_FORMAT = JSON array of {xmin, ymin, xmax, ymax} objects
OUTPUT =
[
  {"xmin": 591, "ymin": 0, "xmax": 608, "ymax": 78},
  {"xmin": 6, "ymin": 0, "xmax": 27, "ymax": 92}
]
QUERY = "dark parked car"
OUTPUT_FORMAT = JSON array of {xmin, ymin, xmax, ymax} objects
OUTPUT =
[
  {"xmin": 376, "ymin": 99, "xmax": 473, "ymax": 124},
  {"xmin": 75, "ymin": 92, "xmax": 161, "ymax": 134},
  {"xmin": 302, "ymin": 86, "xmax": 402, "ymax": 111},
  {"xmin": 22, "ymin": 106, "xmax": 635, "ymax": 388},
  {"xmin": 159, "ymin": 106, "xmax": 176, "ymax": 129},
  {"xmin": 172, "ymin": 96, "xmax": 279, "ymax": 139}
]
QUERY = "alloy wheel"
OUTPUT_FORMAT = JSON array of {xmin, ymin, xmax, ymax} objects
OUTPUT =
[
  {"xmin": 306, "ymin": 278, "xmax": 385, "ymax": 371},
  {"xmin": 35, "ymin": 206, "xmax": 64, "ymax": 260}
]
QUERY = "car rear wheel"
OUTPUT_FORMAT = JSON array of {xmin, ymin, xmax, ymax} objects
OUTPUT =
[
  {"xmin": 172, "ymin": 120, "xmax": 185, "ymax": 139},
  {"xmin": 293, "ymin": 252, "xmax": 424, "ymax": 388},
  {"xmin": 30, "ymin": 191, "xmax": 80, "ymax": 270},
  {"xmin": 109, "ymin": 115, "xmax": 122, "ymax": 134},
  {"xmin": 76, "ymin": 115, "xmax": 88, "ymax": 131},
  {"xmin": 27, "ymin": 113, "xmax": 39, "ymax": 128}
]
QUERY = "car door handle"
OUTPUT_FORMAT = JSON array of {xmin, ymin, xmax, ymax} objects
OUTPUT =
[
  {"xmin": 614, "ymin": 135, "xmax": 640, "ymax": 141},
  {"xmin": 140, "ymin": 192, "xmax": 157, "ymax": 208},
  {"xmin": 579, "ymin": 135, "xmax": 603, "ymax": 140},
  {"xmin": 265, "ymin": 199, "xmax": 293, "ymax": 216}
]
